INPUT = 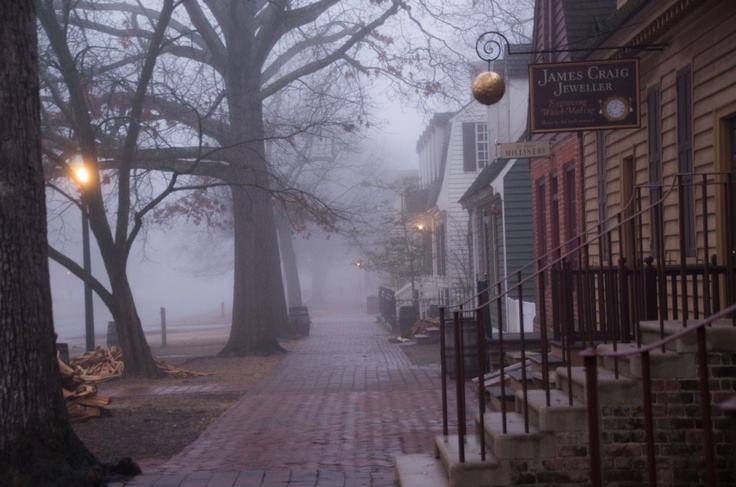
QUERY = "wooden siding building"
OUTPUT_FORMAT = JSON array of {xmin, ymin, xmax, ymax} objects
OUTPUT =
[
  {"xmin": 460, "ymin": 47, "xmax": 536, "ymax": 333},
  {"xmin": 579, "ymin": 0, "xmax": 736, "ymax": 286}
]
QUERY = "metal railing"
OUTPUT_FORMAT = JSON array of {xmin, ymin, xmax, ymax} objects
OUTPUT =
[
  {"xmin": 437, "ymin": 171, "xmax": 736, "ymax": 484},
  {"xmin": 583, "ymin": 301, "xmax": 736, "ymax": 486}
]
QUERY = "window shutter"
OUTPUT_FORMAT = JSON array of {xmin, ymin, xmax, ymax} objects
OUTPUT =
[
  {"xmin": 676, "ymin": 65, "xmax": 695, "ymax": 256},
  {"xmin": 462, "ymin": 122, "xmax": 477, "ymax": 172},
  {"xmin": 647, "ymin": 85, "xmax": 661, "ymax": 183},
  {"xmin": 647, "ymin": 84, "xmax": 662, "ymax": 256}
]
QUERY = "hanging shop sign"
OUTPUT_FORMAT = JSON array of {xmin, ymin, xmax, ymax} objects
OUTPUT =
[
  {"xmin": 498, "ymin": 140, "xmax": 550, "ymax": 159},
  {"xmin": 529, "ymin": 59, "xmax": 640, "ymax": 133}
]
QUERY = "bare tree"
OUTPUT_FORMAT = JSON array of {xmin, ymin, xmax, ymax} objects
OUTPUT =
[
  {"xmin": 38, "ymin": 0, "xmax": 179, "ymax": 377},
  {"xmin": 50, "ymin": 0, "xmax": 516, "ymax": 358},
  {"xmin": 359, "ymin": 177, "xmax": 425, "ymax": 291},
  {"xmin": 0, "ymin": 0, "xmax": 138, "ymax": 482}
]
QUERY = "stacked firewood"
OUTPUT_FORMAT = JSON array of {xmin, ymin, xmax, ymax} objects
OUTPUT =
[
  {"xmin": 69, "ymin": 347, "xmax": 124, "ymax": 382},
  {"xmin": 58, "ymin": 346, "xmax": 214, "ymax": 422},
  {"xmin": 58, "ymin": 355, "xmax": 112, "ymax": 423}
]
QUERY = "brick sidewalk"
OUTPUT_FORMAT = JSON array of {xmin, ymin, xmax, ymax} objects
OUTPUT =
[{"xmin": 111, "ymin": 310, "xmax": 454, "ymax": 487}]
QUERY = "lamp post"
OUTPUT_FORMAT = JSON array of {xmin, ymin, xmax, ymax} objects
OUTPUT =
[{"xmin": 70, "ymin": 155, "xmax": 95, "ymax": 352}]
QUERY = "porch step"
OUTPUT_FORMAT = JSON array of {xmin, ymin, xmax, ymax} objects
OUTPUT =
[
  {"xmin": 557, "ymin": 365, "xmax": 640, "ymax": 405},
  {"xmin": 529, "ymin": 351, "xmax": 564, "ymax": 373},
  {"xmin": 478, "ymin": 411, "xmax": 556, "ymax": 460},
  {"xmin": 550, "ymin": 341, "xmax": 586, "ymax": 367},
  {"xmin": 472, "ymin": 360, "xmax": 527, "ymax": 388},
  {"xmin": 434, "ymin": 434, "xmax": 507, "ymax": 487},
  {"xmin": 639, "ymin": 319, "xmax": 736, "ymax": 353},
  {"xmin": 531, "ymin": 369, "xmax": 557, "ymax": 389},
  {"xmin": 395, "ymin": 454, "xmax": 450, "ymax": 487},
  {"xmin": 507, "ymin": 367, "xmax": 535, "ymax": 390},
  {"xmin": 507, "ymin": 350, "xmax": 539, "ymax": 364},
  {"xmin": 596, "ymin": 342, "xmax": 695, "ymax": 379},
  {"xmin": 487, "ymin": 385, "xmax": 515, "ymax": 413},
  {"xmin": 517, "ymin": 388, "xmax": 588, "ymax": 432}
]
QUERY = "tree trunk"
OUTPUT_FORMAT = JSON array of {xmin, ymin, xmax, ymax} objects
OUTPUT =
[
  {"xmin": 217, "ymin": 4, "xmax": 289, "ymax": 355},
  {"xmin": 107, "ymin": 273, "xmax": 160, "ymax": 378},
  {"xmin": 277, "ymin": 211, "xmax": 304, "ymax": 309},
  {"xmin": 220, "ymin": 183, "xmax": 286, "ymax": 355},
  {"xmin": 0, "ymin": 3, "xmax": 127, "ymax": 483},
  {"xmin": 311, "ymin": 248, "xmax": 327, "ymax": 304}
]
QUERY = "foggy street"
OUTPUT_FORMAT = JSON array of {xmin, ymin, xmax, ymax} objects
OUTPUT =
[{"xmin": 111, "ymin": 307, "xmax": 452, "ymax": 487}]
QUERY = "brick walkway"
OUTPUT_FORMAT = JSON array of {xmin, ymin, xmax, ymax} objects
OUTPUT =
[{"xmin": 111, "ymin": 310, "xmax": 454, "ymax": 487}]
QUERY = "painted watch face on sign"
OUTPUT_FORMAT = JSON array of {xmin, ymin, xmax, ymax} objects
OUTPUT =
[{"xmin": 601, "ymin": 96, "xmax": 630, "ymax": 121}]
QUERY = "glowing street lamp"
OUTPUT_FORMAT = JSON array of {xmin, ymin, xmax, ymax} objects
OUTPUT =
[{"xmin": 70, "ymin": 154, "xmax": 95, "ymax": 352}]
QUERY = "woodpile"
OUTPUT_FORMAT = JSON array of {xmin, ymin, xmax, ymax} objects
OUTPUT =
[
  {"xmin": 59, "ymin": 346, "xmax": 214, "ymax": 422},
  {"xmin": 69, "ymin": 347, "xmax": 124, "ymax": 382},
  {"xmin": 69, "ymin": 346, "xmax": 214, "ymax": 381},
  {"xmin": 411, "ymin": 316, "xmax": 439, "ymax": 336},
  {"xmin": 59, "ymin": 356, "xmax": 111, "ymax": 423}
]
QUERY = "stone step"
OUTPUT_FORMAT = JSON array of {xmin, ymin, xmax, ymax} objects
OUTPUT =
[
  {"xmin": 477, "ymin": 411, "xmax": 556, "ymax": 460},
  {"xmin": 395, "ymin": 454, "xmax": 450, "ymax": 487},
  {"xmin": 516, "ymin": 388, "xmax": 588, "ymax": 432},
  {"xmin": 639, "ymin": 319, "xmax": 736, "ymax": 353},
  {"xmin": 434, "ymin": 434, "xmax": 508, "ymax": 487},
  {"xmin": 550, "ymin": 341, "xmax": 587, "ymax": 367},
  {"xmin": 596, "ymin": 342, "xmax": 694, "ymax": 379},
  {"xmin": 487, "ymin": 385, "xmax": 515, "ymax": 413},
  {"xmin": 556, "ymin": 365, "xmax": 640, "ymax": 405},
  {"xmin": 531, "ymin": 369, "xmax": 557, "ymax": 389},
  {"xmin": 507, "ymin": 366, "xmax": 535, "ymax": 390},
  {"xmin": 529, "ymin": 351, "xmax": 564, "ymax": 373},
  {"xmin": 507, "ymin": 350, "xmax": 539, "ymax": 364},
  {"xmin": 472, "ymin": 360, "xmax": 527, "ymax": 387}
]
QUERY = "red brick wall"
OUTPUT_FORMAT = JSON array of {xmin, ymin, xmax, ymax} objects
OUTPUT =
[{"xmin": 530, "ymin": 133, "xmax": 583, "ymax": 333}]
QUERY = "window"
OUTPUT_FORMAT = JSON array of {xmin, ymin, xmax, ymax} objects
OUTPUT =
[
  {"xmin": 463, "ymin": 122, "xmax": 489, "ymax": 172},
  {"xmin": 476, "ymin": 123, "xmax": 489, "ymax": 169},
  {"xmin": 676, "ymin": 65, "xmax": 695, "ymax": 257}
]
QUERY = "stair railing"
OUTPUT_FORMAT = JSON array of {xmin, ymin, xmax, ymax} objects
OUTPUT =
[
  {"xmin": 582, "ymin": 301, "xmax": 736, "ymax": 487},
  {"xmin": 437, "ymin": 170, "xmax": 735, "ymax": 467}
]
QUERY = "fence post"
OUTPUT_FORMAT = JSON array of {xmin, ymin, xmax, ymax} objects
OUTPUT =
[
  {"xmin": 583, "ymin": 350, "xmax": 602, "ymax": 487},
  {"xmin": 618, "ymin": 257, "xmax": 631, "ymax": 343},
  {"xmin": 643, "ymin": 256, "xmax": 658, "ymax": 320},
  {"xmin": 160, "ymin": 307, "xmax": 167, "ymax": 348}
]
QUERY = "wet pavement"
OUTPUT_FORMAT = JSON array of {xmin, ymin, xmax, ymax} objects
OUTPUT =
[{"xmin": 110, "ymin": 310, "xmax": 451, "ymax": 486}]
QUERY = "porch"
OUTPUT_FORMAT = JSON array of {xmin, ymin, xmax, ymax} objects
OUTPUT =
[{"xmin": 395, "ymin": 173, "xmax": 736, "ymax": 486}]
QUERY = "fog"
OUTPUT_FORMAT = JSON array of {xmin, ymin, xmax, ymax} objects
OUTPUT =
[{"xmin": 49, "ymin": 101, "xmax": 423, "ymax": 345}]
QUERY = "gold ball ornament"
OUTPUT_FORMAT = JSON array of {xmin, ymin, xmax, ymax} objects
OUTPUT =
[{"xmin": 472, "ymin": 71, "xmax": 505, "ymax": 106}]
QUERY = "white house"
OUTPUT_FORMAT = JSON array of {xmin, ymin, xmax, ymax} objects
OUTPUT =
[{"xmin": 407, "ymin": 47, "xmax": 535, "ymax": 331}]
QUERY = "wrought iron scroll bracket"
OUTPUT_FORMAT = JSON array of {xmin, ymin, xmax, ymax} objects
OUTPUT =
[
  {"xmin": 475, "ymin": 30, "xmax": 667, "ymax": 67},
  {"xmin": 475, "ymin": 32, "xmax": 510, "ymax": 71}
]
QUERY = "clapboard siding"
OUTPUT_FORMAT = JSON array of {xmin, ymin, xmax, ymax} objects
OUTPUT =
[
  {"xmin": 583, "ymin": 0, "xmax": 736, "ymax": 265},
  {"xmin": 437, "ymin": 103, "xmax": 487, "ymax": 285}
]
